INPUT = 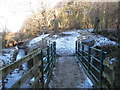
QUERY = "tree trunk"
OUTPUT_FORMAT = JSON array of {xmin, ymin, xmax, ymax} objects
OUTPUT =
[
  {"xmin": 105, "ymin": 3, "xmax": 109, "ymax": 32},
  {"xmin": 94, "ymin": 6, "xmax": 100, "ymax": 32}
]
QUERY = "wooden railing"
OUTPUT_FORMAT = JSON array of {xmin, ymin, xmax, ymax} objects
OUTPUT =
[
  {"xmin": 75, "ymin": 40, "xmax": 118, "ymax": 88},
  {"xmin": 0, "ymin": 42, "xmax": 56, "ymax": 88}
]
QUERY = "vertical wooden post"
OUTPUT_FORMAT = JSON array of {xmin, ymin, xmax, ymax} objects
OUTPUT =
[
  {"xmin": 53, "ymin": 42, "xmax": 56, "ymax": 56},
  {"xmin": 50, "ymin": 44, "xmax": 53, "ymax": 63},
  {"xmin": 2, "ymin": 77, "xmax": 5, "ymax": 89},
  {"xmin": 81, "ymin": 44, "xmax": 84, "ymax": 62},
  {"xmin": 78, "ymin": 41, "xmax": 80, "ymax": 53},
  {"xmin": 47, "ymin": 46, "xmax": 49, "ymax": 63},
  {"xmin": 37, "ymin": 53, "xmax": 42, "ymax": 88},
  {"xmin": 99, "ymin": 50, "xmax": 104, "ymax": 88},
  {"xmin": 47, "ymin": 45, "xmax": 50, "ymax": 76},
  {"xmin": 75, "ymin": 41, "xmax": 78, "ymax": 54},
  {"xmin": 88, "ymin": 45, "xmax": 91, "ymax": 71},
  {"xmin": 33, "ymin": 55, "xmax": 38, "ymax": 87},
  {"xmin": 53, "ymin": 42, "xmax": 56, "ymax": 65},
  {"xmin": 33, "ymin": 56, "xmax": 38, "ymax": 66},
  {"xmin": 40, "ymin": 50, "xmax": 44, "ymax": 88},
  {"xmin": 28, "ymin": 59, "xmax": 33, "ymax": 69},
  {"xmin": 112, "ymin": 60, "xmax": 120, "ymax": 88}
]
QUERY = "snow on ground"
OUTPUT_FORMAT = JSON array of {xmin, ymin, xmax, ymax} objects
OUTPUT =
[
  {"xmin": 78, "ymin": 29, "xmax": 119, "ymax": 47},
  {"xmin": 49, "ymin": 29, "xmax": 119, "ymax": 56},
  {"xmin": 1, "ymin": 29, "xmax": 119, "ymax": 88},
  {"xmin": 4, "ymin": 69, "xmax": 24, "ymax": 88},
  {"xmin": 48, "ymin": 29, "xmax": 119, "ymax": 88},
  {"xmin": 49, "ymin": 56, "xmax": 92, "ymax": 88},
  {"xmin": 0, "ymin": 34, "xmax": 50, "ymax": 88},
  {"xmin": 50, "ymin": 30, "xmax": 80, "ymax": 56},
  {"xmin": 16, "ymin": 49, "xmax": 25, "ymax": 61},
  {"xmin": 77, "ymin": 77, "xmax": 93, "ymax": 88},
  {"xmin": 93, "ymin": 35, "xmax": 118, "ymax": 47},
  {"xmin": 27, "ymin": 34, "xmax": 49, "ymax": 50},
  {"xmin": 16, "ymin": 49, "xmax": 27, "ymax": 70},
  {"xmin": 0, "ymin": 49, "xmax": 18, "ymax": 68},
  {"xmin": 48, "ymin": 30, "xmax": 93, "ymax": 88},
  {"xmin": 1, "ymin": 49, "xmax": 27, "ymax": 88}
]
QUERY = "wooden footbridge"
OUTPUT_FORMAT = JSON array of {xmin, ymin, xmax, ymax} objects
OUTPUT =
[{"xmin": 0, "ymin": 41, "xmax": 119, "ymax": 88}]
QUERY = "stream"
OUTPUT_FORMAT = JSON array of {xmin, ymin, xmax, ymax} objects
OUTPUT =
[
  {"xmin": 4, "ymin": 48, "xmax": 28, "ymax": 88},
  {"xmin": 16, "ymin": 49, "xmax": 27, "ymax": 70}
]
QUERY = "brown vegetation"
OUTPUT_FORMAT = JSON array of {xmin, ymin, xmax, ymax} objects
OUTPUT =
[{"xmin": 1, "ymin": 1, "xmax": 119, "ymax": 48}]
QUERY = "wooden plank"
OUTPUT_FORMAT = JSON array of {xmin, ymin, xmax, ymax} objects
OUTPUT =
[
  {"xmin": 33, "ymin": 55, "xmax": 39, "ymax": 78},
  {"xmin": 29, "ymin": 71, "xmax": 42, "ymax": 88},
  {"xmin": 11, "ymin": 61, "xmax": 41, "ymax": 88},
  {"xmin": 0, "ymin": 48, "xmax": 41, "ymax": 79}
]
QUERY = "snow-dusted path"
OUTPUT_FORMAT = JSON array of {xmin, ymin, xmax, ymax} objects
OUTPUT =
[
  {"xmin": 49, "ymin": 56, "xmax": 92, "ymax": 88},
  {"xmin": 55, "ymin": 31, "xmax": 80, "ymax": 56},
  {"xmin": 49, "ymin": 30, "xmax": 93, "ymax": 88}
]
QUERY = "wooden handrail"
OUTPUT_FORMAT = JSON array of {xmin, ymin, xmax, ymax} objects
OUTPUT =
[{"xmin": 0, "ymin": 41, "xmax": 56, "ymax": 88}]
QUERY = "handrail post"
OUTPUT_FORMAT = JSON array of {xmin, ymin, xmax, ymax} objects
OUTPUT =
[
  {"xmin": 88, "ymin": 45, "xmax": 91, "ymax": 72},
  {"xmin": 53, "ymin": 42, "xmax": 56, "ymax": 65},
  {"xmin": 50, "ymin": 44, "xmax": 53, "ymax": 63},
  {"xmin": 54, "ymin": 42, "xmax": 56, "ymax": 56},
  {"xmin": 40, "ymin": 50, "xmax": 44, "ymax": 88},
  {"xmin": 47, "ymin": 46, "xmax": 49, "ymax": 63},
  {"xmin": 81, "ymin": 44, "xmax": 84, "ymax": 61},
  {"xmin": 75, "ymin": 41, "xmax": 78, "ymax": 54},
  {"xmin": 78, "ymin": 41, "xmax": 80, "ymax": 53}
]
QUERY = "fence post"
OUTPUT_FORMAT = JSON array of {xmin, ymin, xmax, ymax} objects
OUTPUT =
[
  {"xmin": 78, "ymin": 41, "xmax": 80, "ymax": 53},
  {"xmin": 82, "ymin": 44, "xmax": 84, "ymax": 55},
  {"xmin": 53, "ymin": 42, "xmax": 56, "ymax": 65},
  {"xmin": 40, "ymin": 50, "xmax": 44, "ymax": 88},
  {"xmin": 88, "ymin": 45, "xmax": 91, "ymax": 71},
  {"xmin": 47, "ymin": 46, "xmax": 49, "ymax": 63},
  {"xmin": 75, "ymin": 41, "xmax": 78, "ymax": 54},
  {"xmin": 33, "ymin": 55, "xmax": 39, "ymax": 87},
  {"xmin": 99, "ymin": 50, "xmax": 104, "ymax": 88},
  {"xmin": 81, "ymin": 44, "xmax": 84, "ymax": 62},
  {"xmin": 54, "ymin": 42, "xmax": 56, "ymax": 56},
  {"xmin": 50, "ymin": 44, "xmax": 53, "ymax": 63},
  {"xmin": 112, "ymin": 59, "xmax": 120, "ymax": 88}
]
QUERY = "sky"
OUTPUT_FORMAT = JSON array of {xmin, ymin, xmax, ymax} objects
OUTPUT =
[
  {"xmin": 0, "ymin": 0, "xmax": 119, "ymax": 32},
  {"xmin": 0, "ymin": 0, "xmax": 62, "ymax": 32}
]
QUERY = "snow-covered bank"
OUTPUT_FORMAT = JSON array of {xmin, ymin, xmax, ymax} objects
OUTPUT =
[
  {"xmin": 26, "ymin": 34, "xmax": 49, "ymax": 52},
  {"xmin": 1, "ymin": 29, "xmax": 119, "ymax": 88},
  {"xmin": 0, "ymin": 34, "xmax": 50, "ymax": 88},
  {"xmin": 77, "ymin": 29, "xmax": 119, "ymax": 47},
  {"xmin": 48, "ymin": 29, "xmax": 119, "ymax": 56},
  {"xmin": 0, "ymin": 49, "xmax": 18, "ymax": 68},
  {"xmin": 2, "ymin": 49, "xmax": 27, "ymax": 88},
  {"xmin": 91, "ymin": 35, "xmax": 118, "ymax": 47}
]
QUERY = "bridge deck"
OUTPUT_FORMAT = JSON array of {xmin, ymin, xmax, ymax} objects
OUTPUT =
[
  {"xmin": 49, "ymin": 56, "xmax": 92, "ymax": 88},
  {"xmin": 48, "ymin": 31, "xmax": 93, "ymax": 88}
]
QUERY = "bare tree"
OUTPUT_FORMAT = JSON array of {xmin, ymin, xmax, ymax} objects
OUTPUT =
[
  {"xmin": 104, "ymin": 3, "xmax": 109, "ymax": 32},
  {"xmin": 93, "ymin": 4, "xmax": 100, "ymax": 32},
  {"xmin": 1, "ymin": 25, "xmax": 8, "ymax": 49}
]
